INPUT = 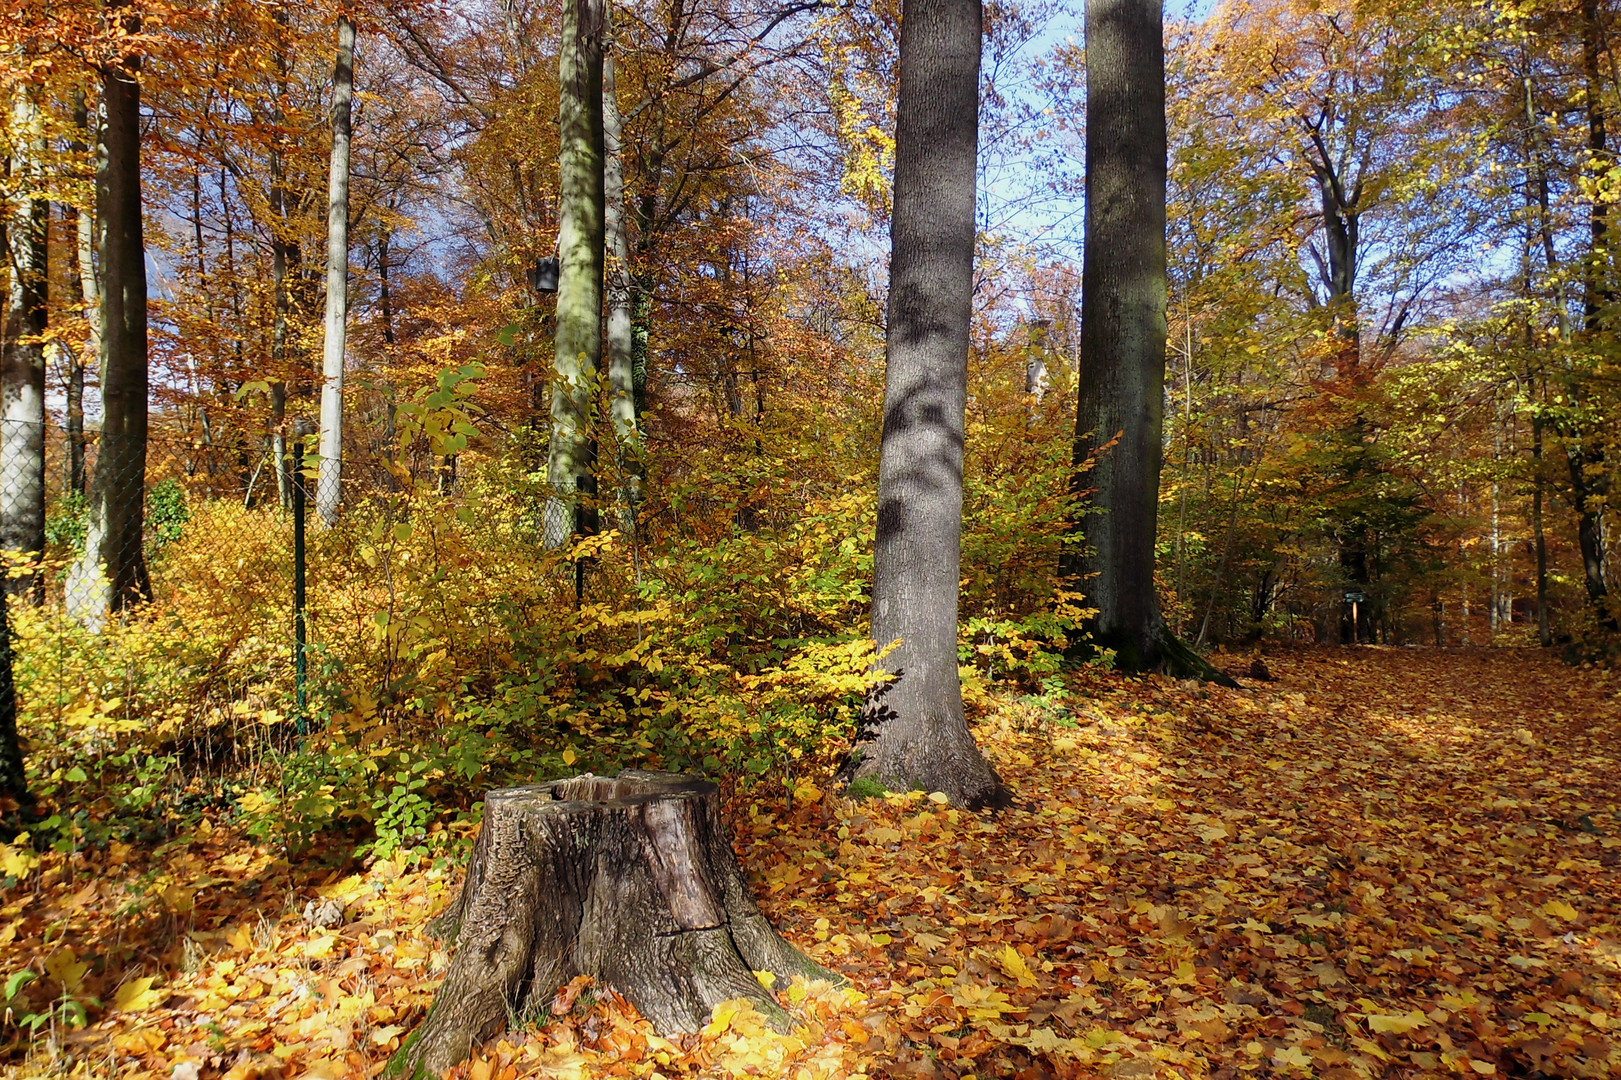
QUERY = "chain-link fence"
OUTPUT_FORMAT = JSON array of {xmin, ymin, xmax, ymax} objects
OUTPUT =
[{"xmin": 0, "ymin": 412, "xmax": 371, "ymax": 768}]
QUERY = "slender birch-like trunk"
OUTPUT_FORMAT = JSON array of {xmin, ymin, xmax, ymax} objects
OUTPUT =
[
  {"xmin": 68, "ymin": 88, "xmax": 98, "ymax": 498},
  {"xmin": 2, "ymin": 87, "xmax": 48, "ymax": 603},
  {"xmin": 317, "ymin": 16, "xmax": 356, "ymax": 526},
  {"xmin": 603, "ymin": 37, "xmax": 641, "ymax": 532}
]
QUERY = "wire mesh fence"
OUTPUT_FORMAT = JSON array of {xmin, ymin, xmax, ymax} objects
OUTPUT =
[{"xmin": 0, "ymin": 413, "xmax": 375, "ymax": 766}]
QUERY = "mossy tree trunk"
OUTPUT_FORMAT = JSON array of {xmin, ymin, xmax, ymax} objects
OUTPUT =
[{"xmin": 542, "ymin": 0, "xmax": 607, "ymax": 552}]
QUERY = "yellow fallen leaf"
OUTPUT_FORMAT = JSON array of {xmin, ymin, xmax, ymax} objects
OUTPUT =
[
  {"xmin": 305, "ymin": 934, "xmax": 337, "ymax": 959},
  {"xmin": 112, "ymin": 1027, "xmax": 168, "ymax": 1054},
  {"xmin": 927, "ymin": 792, "xmax": 950, "ymax": 804},
  {"xmin": 705, "ymin": 998, "xmax": 745, "ymax": 1035},
  {"xmin": 0, "ymin": 843, "xmax": 38, "ymax": 879},
  {"xmin": 45, "ymin": 948, "xmax": 88, "ymax": 994},
  {"xmin": 369, "ymin": 1025, "xmax": 404, "ymax": 1047},
  {"xmin": 113, "ymin": 976, "xmax": 168, "ymax": 1012},
  {"xmin": 1366, "ymin": 1010, "xmax": 1428, "ymax": 1034},
  {"xmin": 562, "ymin": 748, "xmax": 578, "ymax": 766},
  {"xmin": 1543, "ymin": 899, "xmax": 1578, "ymax": 922},
  {"xmin": 162, "ymin": 883, "xmax": 196, "ymax": 914},
  {"xmin": 1000, "ymin": 944, "xmax": 1040, "ymax": 988},
  {"xmin": 1274, "ymin": 1045, "xmax": 1313, "ymax": 1069},
  {"xmin": 754, "ymin": 969, "xmax": 777, "ymax": 990}
]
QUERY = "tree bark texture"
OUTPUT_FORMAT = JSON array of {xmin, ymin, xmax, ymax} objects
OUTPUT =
[
  {"xmin": 68, "ymin": 89, "xmax": 97, "ymax": 498},
  {"xmin": 604, "ymin": 41, "xmax": 642, "ymax": 533},
  {"xmin": 317, "ymin": 16, "xmax": 356, "ymax": 527},
  {"xmin": 68, "ymin": 27, "xmax": 149, "ymax": 628},
  {"xmin": 1062, "ymin": 0, "xmax": 1171, "ymax": 669},
  {"xmin": 2, "ymin": 88, "xmax": 48, "ymax": 603},
  {"xmin": 838, "ymin": 0, "xmax": 1009, "ymax": 810},
  {"xmin": 543, "ymin": 0, "xmax": 607, "ymax": 551},
  {"xmin": 1571, "ymin": 0, "xmax": 1616, "ymax": 629},
  {"xmin": 268, "ymin": 11, "xmax": 298, "ymax": 511},
  {"xmin": 1532, "ymin": 411, "xmax": 1552, "ymax": 646},
  {"xmin": 391, "ymin": 772, "xmax": 835, "ymax": 1077},
  {"xmin": 0, "ymin": 586, "xmax": 27, "ymax": 815}
]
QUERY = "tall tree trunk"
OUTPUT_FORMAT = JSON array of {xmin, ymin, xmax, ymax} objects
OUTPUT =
[
  {"xmin": 1572, "ymin": 0, "xmax": 1617, "ymax": 629},
  {"xmin": 378, "ymin": 226, "xmax": 400, "ymax": 491},
  {"xmin": 65, "ymin": 218, "xmax": 87, "ymax": 499},
  {"xmin": 1059, "ymin": 0, "xmax": 1228, "ymax": 680},
  {"xmin": 1533, "ymin": 409, "xmax": 1552, "ymax": 646},
  {"xmin": 1520, "ymin": 44, "xmax": 1565, "ymax": 647},
  {"xmin": 0, "ymin": 585, "xmax": 28, "ymax": 817},
  {"xmin": 69, "ymin": 88, "xmax": 97, "ymax": 499},
  {"xmin": 603, "ymin": 38, "xmax": 642, "ymax": 534},
  {"xmin": 268, "ymin": 7, "xmax": 297, "ymax": 510},
  {"xmin": 317, "ymin": 16, "xmax": 356, "ymax": 526},
  {"xmin": 2, "ymin": 88, "xmax": 48, "ymax": 604},
  {"xmin": 543, "ymin": 0, "xmax": 607, "ymax": 553},
  {"xmin": 838, "ymin": 0, "xmax": 1008, "ymax": 809},
  {"xmin": 68, "ymin": 12, "xmax": 149, "ymax": 627},
  {"xmin": 1312, "ymin": 134, "xmax": 1371, "ymax": 643}
]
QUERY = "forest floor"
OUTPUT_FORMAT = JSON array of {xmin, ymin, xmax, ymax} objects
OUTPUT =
[{"xmin": 3, "ymin": 646, "xmax": 1619, "ymax": 1079}]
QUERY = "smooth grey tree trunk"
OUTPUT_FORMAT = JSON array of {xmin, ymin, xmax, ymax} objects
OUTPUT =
[
  {"xmin": 604, "ymin": 41, "xmax": 642, "ymax": 533},
  {"xmin": 1060, "ymin": 0, "xmax": 1232, "ymax": 681},
  {"xmin": 3, "ymin": 88, "xmax": 48, "ymax": 603},
  {"xmin": 68, "ymin": 20, "xmax": 149, "ymax": 627},
  {"xmin": 543, "ymin": 0, "xmax": 607, "ymax": 551},
  {"xmin": 317, "ymin": 16, "xmax": 356, "ymax": 527},
  {"xmin": 1064, "ymin": 0, "xmax": 1168, "ymax": 668},
  {"xmin": 390, "ymin": 773, "xmax": 835, "ymax": 1076},
  {"xmin": 838, "ymin": 0, "xmax": 1009, "ymax": 809}
]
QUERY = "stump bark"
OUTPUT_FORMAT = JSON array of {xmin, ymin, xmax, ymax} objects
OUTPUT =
[{"xmin": 391, "ymin": 771, "xmax": 837, "ymax": 1077}]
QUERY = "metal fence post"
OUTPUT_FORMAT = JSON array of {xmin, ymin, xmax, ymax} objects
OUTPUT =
[{"xmin": 292, "ymin": 426, "xmax": 309, "ymax": 734}]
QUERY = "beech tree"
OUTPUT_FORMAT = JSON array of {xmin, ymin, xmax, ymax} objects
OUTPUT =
[
  {"xmin": 67, "ymin": 87, "xmax": 96, "ymax": 499},
  {"xmin": 603, "ymin": 36, "xmax": 641, "ymax": 529},
  {"xmin": 317, "ymin": 14, "xmax": 356, "ymax": 526},
  {"xmin": 2, "ymin": 85, "xmax": 47, "ymax": 603},
  {"xmin": 68, "ymin": 0, "xmax": 150, "ymax": 625},
  {"xmin": 542, "ymin": 0, "xmax": 607, "ymax": 554},
  {"xmin": 1061, "ymin": 0, "xmax": 1234, "ymax": 680},
  {"xmin": 841, "ymin": 0, "xmax": 1010, "ymax": 809}
]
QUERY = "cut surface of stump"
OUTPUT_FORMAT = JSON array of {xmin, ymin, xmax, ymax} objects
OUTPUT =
[{"xmin": 392, "ymin": 771, "xmax": 838, "ymax": 1076}]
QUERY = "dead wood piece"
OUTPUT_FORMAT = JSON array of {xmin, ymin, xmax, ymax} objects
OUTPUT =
[{"xmin": 391, "ymin": 770, "xmax": 838, "ymax": 1077}]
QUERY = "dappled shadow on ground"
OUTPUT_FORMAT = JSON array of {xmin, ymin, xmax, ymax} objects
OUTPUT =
[
  {"xmin": 2, "ymin": 647, "xmax": 1618, "ymax": 1079},
  {"xmin": 743, "ymin": 645, "xmax": 1620, "ymax": 1079}
]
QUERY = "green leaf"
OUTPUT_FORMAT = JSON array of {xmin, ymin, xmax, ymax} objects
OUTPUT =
[
  {"xmin": 65, "ymin": 766, "xmax": 87, "ymax": 783},
  {"xmin": 6, "ymin": 969, "xmax": 37, "ymax": 1000},
  {"xmin": 495, "ymin": 323, "xmax": 522, "ymax": 347}
]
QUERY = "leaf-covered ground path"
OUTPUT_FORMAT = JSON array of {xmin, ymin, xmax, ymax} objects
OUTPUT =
[{"xmin": 5, "ymin": 646, "xmax": 1619, "ymax": 1078}]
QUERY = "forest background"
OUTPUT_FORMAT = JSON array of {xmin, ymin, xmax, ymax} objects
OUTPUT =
[{"xmin": 0, "ymin": 0, "xmax": 1618, "ymax": 1068}]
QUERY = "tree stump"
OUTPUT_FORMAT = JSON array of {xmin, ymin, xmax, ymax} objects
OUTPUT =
[{"xmin": 391, "ymin": 771, "xmax": 838, "ymax": 1077}]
